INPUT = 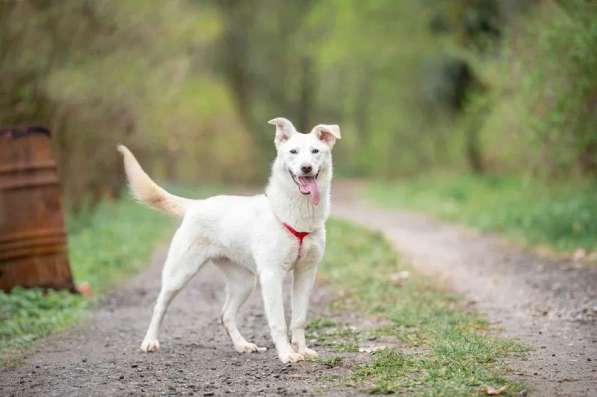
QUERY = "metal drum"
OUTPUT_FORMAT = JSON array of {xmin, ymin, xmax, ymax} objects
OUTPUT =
[{"xmin": 0, "ymin": 126, "xmax": 75, "ymax": 291}]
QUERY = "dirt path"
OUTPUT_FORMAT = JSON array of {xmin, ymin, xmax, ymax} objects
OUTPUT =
[
  {"xmin": 332, "ymin": 181, "xmax": 597, "ymax": 397},
  {"xmin": 2, "ymin": 184, "xmax": 596, "ymax": 396},
  {"xmin": 1, "ymin": 249, "xmax": 365, "ymax": 397}
]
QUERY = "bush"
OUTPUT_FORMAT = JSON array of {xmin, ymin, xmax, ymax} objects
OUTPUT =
[{"xmin": 466, "ymin": 0, "xmax": 597, "ymax": 178}]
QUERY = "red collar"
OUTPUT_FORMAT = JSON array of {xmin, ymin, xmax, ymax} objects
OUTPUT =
[
  {"xmin": 265, "ymin": 192, "xmax": 311, "ymax": 256},
  {"xmin": 282, "ymin": 223, "xmax": 310, "ymax": 259},
  {"xmin": 282, "ymin": 223, "xmax": 310, "ymax": 243}
]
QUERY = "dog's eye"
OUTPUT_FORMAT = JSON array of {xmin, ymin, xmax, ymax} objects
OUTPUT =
[
  {"xmin": 311, "ymin": 148, "xmax": 319, "ymax": 154},
  {"xmin": 289, "ymin": 149, "xmax": 298, "ymax": 154}
]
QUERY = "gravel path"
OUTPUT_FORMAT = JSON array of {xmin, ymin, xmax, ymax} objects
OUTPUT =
[
  {"xmin": 333, "ymin": 181, "xmax": 597, "ymax": 397},
  {"xmin": 1, "ymin": 248, "xmax": 366, "ymax": 397}
]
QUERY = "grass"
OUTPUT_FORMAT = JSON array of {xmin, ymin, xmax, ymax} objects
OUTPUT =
[
  {"xmin": 314, "ymin": 355, "xmax": 345, "ymax": 368},
  {"xmin": 317, "ymin": 219, "xmax": 526, "ymax": 396},
  {"xmin": 0, "ymin": 185, "xmax": 222, "ymax": 359},
  {"xmin": 0, "ymin": 288, "xmax": 88, "ymax": 358},
  {"xmin": 307, "ymin": 316, "xmax": 361, "ymax": 353},
  {"xmin": 365, "ymin": 174, "xmax": 597, "ymax": 253}
]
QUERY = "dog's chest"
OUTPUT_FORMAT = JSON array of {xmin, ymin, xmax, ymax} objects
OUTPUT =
[{"xmin": 279, "ymin": 233, "xmax": 324, "ymax": 271}]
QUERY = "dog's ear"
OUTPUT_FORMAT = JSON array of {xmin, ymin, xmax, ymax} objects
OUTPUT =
[
  {"xmin": 268, "ymin": 117, "xmax": 296, "ymax": 147},
  {"xmin": 311, "ymin": 124, "xmax": 341, "ymax": 149}
]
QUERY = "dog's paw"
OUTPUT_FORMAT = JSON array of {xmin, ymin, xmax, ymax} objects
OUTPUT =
[
  {"xmin": 278, "ymin": 350, "xmax": 305, "ymax": 364},
  {"xmin": 292, "ymin": 343, "xmax": 319, "ymax": 358},
  {"xmin": 234, "ymin": 342, "xmax": 267, "ymax": 354},
  {"xmin": 140, "ymin": 338, "xmax": 160, "ymax": 352},
  {"xmin": 300, "ymin": 347, "xmax": 319, "ymax": 359}
]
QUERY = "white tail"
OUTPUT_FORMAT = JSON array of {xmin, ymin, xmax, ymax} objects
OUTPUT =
[{"xmin": 117, "ymin": 145, "xmax": 194, "ymax": 217}]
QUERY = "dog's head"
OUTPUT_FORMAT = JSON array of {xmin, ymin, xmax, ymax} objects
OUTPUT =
[{"xmin": 269, "ymin": 117, "xmax": 341, "ymax": 206}]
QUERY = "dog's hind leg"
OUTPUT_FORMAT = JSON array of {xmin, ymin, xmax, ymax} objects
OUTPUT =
[
  {"xmin": 218, "ymin": 262, "xmax": 267, "ymax": 353},
  {"xmin": 141, "ymin": 224, "xmax": 207, "ymax": 352}
]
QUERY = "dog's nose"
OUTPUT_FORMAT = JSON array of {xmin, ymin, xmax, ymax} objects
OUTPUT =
[{"xmin": 301, "ymin": 165, "xmax": 313, "ymax": 175}]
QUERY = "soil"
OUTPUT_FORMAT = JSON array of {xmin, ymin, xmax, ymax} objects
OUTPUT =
[{"xmin": 333, "ymin": 181, "xmax": 597, "ymax": 397}]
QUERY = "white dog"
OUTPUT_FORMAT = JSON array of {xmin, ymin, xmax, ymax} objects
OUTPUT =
[{"xmin": 117, "ymin": 117, "xmax": 341, "ymax": 363}]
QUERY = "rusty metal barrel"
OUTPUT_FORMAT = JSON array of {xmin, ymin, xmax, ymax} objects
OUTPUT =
[{"xmin": 0, "ymin": 125, "xmax": 75, "ymax": 292}]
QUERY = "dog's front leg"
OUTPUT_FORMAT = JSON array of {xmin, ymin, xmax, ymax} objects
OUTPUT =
[
  {"xmin": 258, "ymin": 269, "xmax": 304, "ymax": 363},
  {"xmin": 291, "ymin": 263, "xmax": 319, "ymax": 358}
]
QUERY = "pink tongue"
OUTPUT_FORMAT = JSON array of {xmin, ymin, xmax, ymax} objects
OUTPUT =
[{"xmin": 300, "ymin": 177, "xmax": 320, "ymax": 205}]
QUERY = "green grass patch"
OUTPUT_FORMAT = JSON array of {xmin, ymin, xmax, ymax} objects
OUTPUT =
[
  {"xmin": 320, "ymin": 219, "xmax": 526, "ymax": 396},
  {"xmin": 0, "ymin": 288, "xmax": 88, "ymax": 357},
  {"xmin": 365, "ymin": 175, "xmax": 597, "ymax": 253},
  {"xmin": 0, "ymin": 185, "xmax": 222, "ymax": 359},
  {"xmin": 313, "ymin": 355, "xmax": 345, "ymax": 368},
  {"xmin": 307, "ymin": 315, "xmax": 361, "ymax": 353}
]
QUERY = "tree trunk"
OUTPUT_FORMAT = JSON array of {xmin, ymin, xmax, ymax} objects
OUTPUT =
[
  {"xmin": 297, "ymin": 57, "xmax": 315, "ymax": 132},
  {"xmin": 465, "ymin": 127, "xmax": 484, "ymax": 173}
]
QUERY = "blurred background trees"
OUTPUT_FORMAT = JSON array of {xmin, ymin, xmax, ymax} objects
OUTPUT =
[{"xmin": 1, "ymin": 0, "xmax": 595, "ymax": 209}]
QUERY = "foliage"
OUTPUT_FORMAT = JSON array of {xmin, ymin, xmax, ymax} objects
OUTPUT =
[
  {"xmin": 0, "ymin": 1, "xmax": 254, "ymax": 210},
  {"xmin": 1, "ymin": 0, "xmax": 595, "ymax": 204},
  {"xmin": 464, "ymin": 0, "xmax": 597, "ymax": 178},
  {"xmin": 321, "ymin": 220, "xmax": 525, "ymax": 395},
  {"xmin": 366, "ymin": 175, "xmax": 597, "ymax": 252}
]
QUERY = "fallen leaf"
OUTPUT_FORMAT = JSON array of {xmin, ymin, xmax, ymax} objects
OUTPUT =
[
  {"xmin": 76, "ymin": 281, "xmax": 93, "ymax": 297},
  {"xmin": 485, "ymin": 385, "xmax": 507, "ymax": 395}
]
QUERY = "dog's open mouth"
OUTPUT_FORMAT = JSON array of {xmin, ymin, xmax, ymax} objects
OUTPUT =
[{"xmin": 290, "ymin": 171, "xmax": 320, "ymax": 205}]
